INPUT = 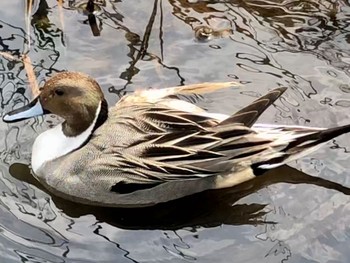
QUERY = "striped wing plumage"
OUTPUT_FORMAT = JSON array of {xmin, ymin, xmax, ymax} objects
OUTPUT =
[
  {"xmin": 92, "ymin": 86, "xmax": 350, "ymax": 188},
  {"xmin": 96, "ymin": 87, "xmax": 288, "ymax": 184}
]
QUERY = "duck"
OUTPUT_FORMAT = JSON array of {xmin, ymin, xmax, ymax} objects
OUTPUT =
[{"xmin": 3, "ymin": 71, "xmax": 350, "ymax": 207}]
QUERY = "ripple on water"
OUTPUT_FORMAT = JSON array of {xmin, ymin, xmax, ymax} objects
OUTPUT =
[{"xmin": 0, "ymin": 0, "xmax": 350, "ymax": 262}]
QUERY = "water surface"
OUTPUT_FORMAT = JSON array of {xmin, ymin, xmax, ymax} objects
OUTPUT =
[{"xmin": 1, "ymin": 0, "xmax": 350, "ymax": 262}]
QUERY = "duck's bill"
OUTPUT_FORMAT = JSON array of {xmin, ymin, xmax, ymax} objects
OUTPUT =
[{"xmin": 3, "ymin": 97, "xmax": 50, "ymax": 123}]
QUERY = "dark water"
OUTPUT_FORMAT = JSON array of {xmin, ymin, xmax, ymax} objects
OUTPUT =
[{"xmin": 1, "ymin": 0, "xmax": 350, "ymax": 262}]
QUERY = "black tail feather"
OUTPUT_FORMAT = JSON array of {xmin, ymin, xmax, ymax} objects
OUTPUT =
[{"xmin": 219, "ymin": 87, "xmax": 287, "ymax": 127}]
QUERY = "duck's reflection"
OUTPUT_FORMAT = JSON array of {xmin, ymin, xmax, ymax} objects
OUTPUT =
[{"xmin": 9, "ymin": 163, "xmax": 350, "ymax": 230}]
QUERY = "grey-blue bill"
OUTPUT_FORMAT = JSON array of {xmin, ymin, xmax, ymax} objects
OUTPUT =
[{"xmin": 3, "ymin": 96, "xmax": 50, "ymax": 123}]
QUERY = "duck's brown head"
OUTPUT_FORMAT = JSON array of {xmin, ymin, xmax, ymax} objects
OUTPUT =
[{"xmin": 3, "ymin": 71, "xmax": 108, "ymax": 136}]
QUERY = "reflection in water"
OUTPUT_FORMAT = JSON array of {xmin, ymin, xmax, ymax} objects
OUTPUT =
[
  {"xmin": 4, "ymin": 162, "xmax": 350, "ymax": 262},
  {"xmin": 1, "ymin": 0, "xmax": 350, "ymax": 262},
  {"xmin": 172, "ymin": 0, "xmax": 350, "ymax": 75},
  {"xmin": 70, "ymin": 0, "xmax": 104, "ymax": 36},
  {"xmin": 8, "ymin": 162, "xmax": 350, "ymax": 230},
  {"xmin": 70, "ymin": 0, "xmax": 186, "ymax": 90},
  {"xmin": 115, "ymin": 0, "xmax": 187, "ymax": 90},
  {"xmin": 194, "ymin": 25, "xmax": 233, "ymax": 42}
]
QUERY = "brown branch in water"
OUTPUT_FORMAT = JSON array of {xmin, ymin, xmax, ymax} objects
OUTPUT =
[
  {"xmin": 0, "ymin": 52, "xmax": 40, "ymax": 96},
  {"xmin": 57, "ymin": 0, "xmax": 65, "ymax": 31},
  {"xmin": 0, "ymin": 52, "xmax": 19, "ymax": 62},
  {"xmin": 22, "ymin": 55, "xmax": 40, "ymax": 96},
  {"xmin": 8, "ymin": 0, "xmax": 41, "ymax": 96}
]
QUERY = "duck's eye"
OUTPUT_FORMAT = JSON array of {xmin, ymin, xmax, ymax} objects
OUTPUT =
[{"xmin": 54, "ymin": 89, "xmax": 64, "ymax": 96}]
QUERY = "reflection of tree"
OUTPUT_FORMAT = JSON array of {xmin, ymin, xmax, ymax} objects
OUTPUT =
[
  {"xmin": 31, "ymin": 0, "xmax": 50, "ymax": 30},
  {"xmin": 168, "ymin": 0, "xmax": 350, "ymax": 75},
  {"xmin": 66, "ymin": 0, "xmax": 185, "ymax": 90},
  {"xmin": 0, "ymin": 21, "xmax": 32, "ymax": 112},
  {"xmin": 116, "ymin": 0, "xmax": 186, "ymax": 89},
  {"xmin": 68, "ymin": 0, "xmax": 104, "ymax": 36},
  {"xmin": 169, "ymin": 0, "xmax": 234, "ymax": 29},
  {"xmin": 30, "ymin": 0, "xmax": 63, "ymax": 76},
  {"xmin": 0, "ymin": 1, "xmax": 63, "ymax": 163}
]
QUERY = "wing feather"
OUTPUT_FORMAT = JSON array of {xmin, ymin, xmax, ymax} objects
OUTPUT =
[
  {"xmin": 93, "ymin": 87, "xmax": 295, "ymax": 188},
  {"xmin": 103, "ymin": 104, "xmax": 278, "ymax": 183}
]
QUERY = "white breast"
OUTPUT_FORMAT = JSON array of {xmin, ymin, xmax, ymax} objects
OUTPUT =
[{"xmin": 31, "ymin": 103, "xmax": 101, "ymax": 174}]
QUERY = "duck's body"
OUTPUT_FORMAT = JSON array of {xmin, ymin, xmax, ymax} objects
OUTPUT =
[{"xmin": 3, "ymin": 72, "xmax": 350, "ymax": 207}]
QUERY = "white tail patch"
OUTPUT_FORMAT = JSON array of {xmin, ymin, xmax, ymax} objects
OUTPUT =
[
  {"xmin": 258, "ymin": 163, "xmax": 283, "ymax": 169},
  {"xmin": 252, "ymin": 123, "xmax": 325, "ymax": 131}
]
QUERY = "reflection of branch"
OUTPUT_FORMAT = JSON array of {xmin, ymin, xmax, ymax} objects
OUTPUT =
[
  {"xmin": 159, "ymin": 0, "xmax": 164, "ymax": 61},
  {"xmin": 119, "ymin": 0, "xmax": 159, "ymax": 87},
  {"xmin": 98, "ymin": 1, "xmax": 185, "ymax": 89},
  {"xmin": 25, "ymin": 0, "xmax": 33, "ymax": 50},
  {"xmin": 9, "ymin": 163, "xmax": 350, "ymax": 230},
  {"xmin": 139, "ymin": 0, "xmax": 158, "ymax": 59},
  {"xmin": 87, "ymin": 14, "xmax": 100, "ymax": 36},
  {"xmin": 119, "ymin": 0, "xmax": 184, "ymax": 87},
  {"xmin": 86, "ymin": 0, "xmax": 101, "ymax": 36},
  {"xmin": 57, "ymin": 0, "xmax": 65, "ymax": 31},
  {"xmin": 147, "ymin": 52, "xmax": 186, "ymax": 85}
]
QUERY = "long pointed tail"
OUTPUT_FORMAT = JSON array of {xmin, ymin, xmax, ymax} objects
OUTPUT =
[
  {"xmin": 252, "ymin": 123, "xmax": 350, "ymax": 173},
  {"xmin": 285, "ymin": 124, "xmax": 350, "ymax": 152}
]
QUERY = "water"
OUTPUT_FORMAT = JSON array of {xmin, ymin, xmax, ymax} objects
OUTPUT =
[{"xmin": 1, "ymin": 0, "xmax": 350, "ymax": 262}]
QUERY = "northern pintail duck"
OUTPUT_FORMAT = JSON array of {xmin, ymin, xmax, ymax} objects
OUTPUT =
[{"xmin": 3, "ymin": 72, "xmax": 350, "ymax": 207}]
